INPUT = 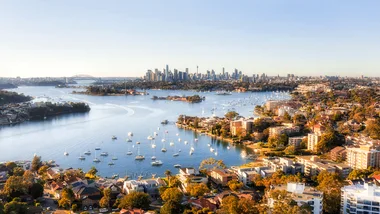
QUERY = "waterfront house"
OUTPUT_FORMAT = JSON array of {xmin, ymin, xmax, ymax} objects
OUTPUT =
[
  {"xmin": 210, "ymin": 169, "xmax": 237, "ymax": 187},
  {"xmin": 178, "ymin": 167, "xmax": 208, "ymax": 189},
  {"xmin": 123, "ymin": 178, "xmax": 165, "ymax": 200},
  {"xmin": 235, "ymin": 167, "xmax": 259, "ymax": 186}
]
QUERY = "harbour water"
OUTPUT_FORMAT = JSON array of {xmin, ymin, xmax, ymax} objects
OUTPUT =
[{"xmin": 0, "ymin": 84, "xmax": 290, "ymax": 178}]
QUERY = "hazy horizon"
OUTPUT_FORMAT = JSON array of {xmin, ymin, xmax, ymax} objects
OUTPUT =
[{"xmin": 1, "ymin": 0, "xmax": 380, "ymax": 78}]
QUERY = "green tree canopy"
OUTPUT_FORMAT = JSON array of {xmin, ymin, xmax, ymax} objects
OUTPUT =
[
  {"xmin": 225, "ymin": 111, "xmax": 239, "ymax": 120},
  {"xmin": 31, "ymin": 156, "xmax": 42, "ymax": 172},
  {"xmin": 161, "ymin": 188, "xmax": 183, "ymax": 203},
  {"xmin": 99, "ymin": 188, "xmax": 111, "ymax": 208},
  {"xmin": 185, "ymin": 183, "xmax": 210, "ymax": 198},
  {"xmin": 118, "ymin": 192, "xmax": 150, "ymax": 210},
  {"xmin": 227, "ymin": 180, "xmax": 243, "ymax": 192},
  {"xmin": 4, "ymin": 198, "xmax": 27, "ymax": 214}
]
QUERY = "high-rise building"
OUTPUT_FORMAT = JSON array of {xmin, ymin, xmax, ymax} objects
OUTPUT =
[
  {"xmin": 346, "ymin": 146, "xmax": 380, "ymax": 169},
  {"xmin": 341, "ymin": 182, "xmax": 380, "ymax": 214},
  {"xmin": 308, "ymin": 133, "xmax": 322, "ymax": 152},
  {"xmin": 165, "ymin": 65, "xmax": 169, "ymax": 81}
]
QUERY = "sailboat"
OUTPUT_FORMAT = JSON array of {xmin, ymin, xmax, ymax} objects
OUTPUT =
[
  {"xmin": 112, "ymin": 154, "xmax": 118, "ymax": 160},
  {"xmin": 108, "ymin": 162, "xmax": 115, "ymax": 166},
  {"xmin": 78, "ymin": 153, "xmax": 85, "ymax": 160},
  {"xmin": 214, "ymin": 148, "xmax": 218, "ymax": 156},
  {"xmin": 127, "ymin": 132, "xmax": 133, "ymax": 142},
  {"xmin": 93, "ymin": 151, "xmax": 100, "ymax": 163},
  {"xmin": 227, "ymin": 146, "xmax": 230, "ymax": 150},
  {"xmin": 84, "ymin": 150, "xmax": 91, "ymax": 155},
  {"xmin": 135, "ymin": 145, "xmax": 145, "ymax": 160},
  {"xmin": 64, "ymin": 149, "xmax": 69, "ymax": 156},
  {"xmin": 151, "ymin": 160, "xmax": 163, "ymax": 166},
  {"xmin": 184, "ymin": 140, "xmax": 188, "ymax": 145},
  {"xmin": 173, "ymin": 141, "xmax": 179, "ymax": 157},
  {"xmin": 161, "ymin": 134, "xmax": 167, "ymax": 152}
]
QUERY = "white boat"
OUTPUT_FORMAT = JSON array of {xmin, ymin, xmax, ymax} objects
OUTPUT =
[
  {"xmin": 170, "ymin": 142, "xmax": 174, "ymax": 146},
  {"xmin": 126, "ymin": 151, "xmax": 133, "ymax": 155},
  {"xmin": 108, "ymin": 162, "xmax": 115, "ymax": 166},
  {"xmin": 93, "ymin": 158, "xmax": 100, "ymax": 163},
  {"xmin": 178, "ymin": 138, "xmax": 181, "ymax": 142},
  {"xmin": 126, "ymin": 139, "xmax": 132, "ymax": 142},
  {"xmin": 207, "ymin": 144, "xmax": 211, "ymax": 147},
  {"xmin": 157, "ymin": 127, "xmax": 160, "ymax": 130},
  {"xmin": 112, "ymin": 136, "xmax": 117, "ymax": 140},
  {"xmin": 194, "ymin": 138, "xmax": 198, "ymax": 142},
  {"xmin": 184, "ymin": 141, "xmax": 188, "ymax": 145},
  {"xmin": 112, "ymin": 156, "xmax": 118, "ymax": 160},
  {"xmin": 151, "ymin": 144, "xmax": 157, "ymax": 148},
  {"xmin": 189, "ymin": 150, "xmax": 194, "ymax": 155},
  {"xmin": 154, "ymin": 131, "xmax": 158, "ymax": 136},
  {"xmin": 214, "ymin": 149, "xmax": 218, "ymax": 156},
  {"xmin": 135, "ymin": 155, "xmax": 145, "ymax": 160},
  {"xmin": 176, "ymin": 133, "xmax": 179, "ymax": 136},
  {"xmin": 173, "ymin": 153, "xmax": 179, "ymax": 157},
  {"xmin": 174, "ymin": 164, "xmax": 181, "ymax": 168},
  {"xmin": 78, "ymin": 155, "xmax": 85, "ymax": 160},
  {"xmin": 100, "ymin": 152, "xmax": 108, "ymax": 156},
  {"xmin": 136, "ymin": 141, "xmax": 141, "ymax": 144},
  {"xmin": 161, "ymin": 139, "xmax": 166, "ymax": 142},
  {"xmin": 151, "ymin": 160, "xmax": 163, "ymax": 166},
  {"xmin": 227, "ymin": 146, "xmax": 230, "ymax": 150},
  {"xmin": 84, "ymin": 151, "xmax": 91, "ymax": 155},
  {"xmin": 151, "ymin": 156, "xmax": 157, "ymax": 160},
  {"xmin": 161, "ymin": 148, "xmax": 167, "ymax": 152},
  {"xmin": 147, "ymin": 136, "xmax": 153, "ymax": 140},
  {"xmin": 64, "ymin": 151, "xmax": 69, "ymax": 156},
  {"xmin": 128, "ymin": 132, "xmax": 133, "ymax": 137},
  {"xmin": 95, "ymin": 147, "xmax": 101, "ymax": 150},
  {"xmin": 191, "ymin": 147, "xmax": 195, "ymax": 151},
  {"xmin": 210, "ymin": 148, "xmax": 215, "ymax": 152}
]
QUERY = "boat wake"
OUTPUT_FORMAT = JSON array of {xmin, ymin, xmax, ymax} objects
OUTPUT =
[{"xmin": 105, "ymin": 103, "xmax": 135, "ymax": 116}]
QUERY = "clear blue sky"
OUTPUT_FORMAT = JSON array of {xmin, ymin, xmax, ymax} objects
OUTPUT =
[{"xmin": 0, "ymin": 0, "xmax": 379, "ymax": 77}]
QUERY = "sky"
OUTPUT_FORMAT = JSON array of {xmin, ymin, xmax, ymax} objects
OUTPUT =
[{"xmin": 0, "ymin": 0, "xmax": 380, "ymax": 78}]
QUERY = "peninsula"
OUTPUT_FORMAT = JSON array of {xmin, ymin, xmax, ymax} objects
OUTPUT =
[{"xmin": 151, "ymin": 95, "xmax": 205, "ymax": 103}]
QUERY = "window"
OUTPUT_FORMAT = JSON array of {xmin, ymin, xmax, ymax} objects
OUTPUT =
[{"xmin": 373, "ymin": 201, "xmax": 379, "ymax": 206}]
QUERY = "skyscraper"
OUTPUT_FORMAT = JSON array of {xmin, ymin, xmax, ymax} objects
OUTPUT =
[{"xmin": 165, "ymin": 65, "xmax": 169, "ymax": 81}]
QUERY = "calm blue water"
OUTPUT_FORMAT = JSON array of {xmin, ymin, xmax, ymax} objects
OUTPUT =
[{"xmin": 0, "ymin": 84, "xmax": 290, "ymax": 178}]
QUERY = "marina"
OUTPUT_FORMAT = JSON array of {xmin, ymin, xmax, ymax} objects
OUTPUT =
[{"xmin": 0, "ymin": 85, "xmax": 290, "ymax": 178}]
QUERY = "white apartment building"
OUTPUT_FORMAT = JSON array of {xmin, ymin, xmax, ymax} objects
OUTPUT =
[
  {"xmin": 268, "ymin": 183, "xmax": 323, "ymax": 214},
  {"xmin": 346, "ymin": 146, "xmax": 380, "ymax": 169},
  {"xmin": 308, "ymin": 132, "xmax": 322, "ymax": 152},
  {"xmin": 341, "ymin": 183, "xmax": 380, "ymax": 214}
]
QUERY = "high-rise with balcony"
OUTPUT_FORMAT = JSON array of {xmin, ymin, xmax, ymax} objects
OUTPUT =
[
  {"xmin": 346, "ymin": 145, "xmax": 380, "ymax": 169},
  {"xmin": 341, "ymin": 182, "xmax": 380, "ymax": 214}
]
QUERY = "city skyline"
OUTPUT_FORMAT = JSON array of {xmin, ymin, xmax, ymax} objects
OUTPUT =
[{"xmin": 1, "ymin": 0, "xmax": 380, "ymax": 78}]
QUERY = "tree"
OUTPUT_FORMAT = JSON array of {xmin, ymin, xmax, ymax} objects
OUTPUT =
[
  {"xmin": 99, "ymin": 188, "xmax": 111, "ymax": 208},
  {"xmin": 364, "ymin": 119, "xmax": 380, "ymax": 139},
  {"xmin": 72, "ymin": 204, "xmax": 78, "ymax": 212},
  {"xmin": 160, "ymin": 200, "xmax": 182, "ymax": 214},
  {"xmin": 185, "ymin": 183, "xmax": 209, "ymax": 197},
  {"xmin": 237, "ymin": 198, "xmax": 259, "ymax": 214},
  {"xmin": 2, "ymin": 176, "xmax": 28, "ymax": 198},
  {"xmin": 12, "ymin": 167, "xmax": 24, "ymax": 176},
  {"xmin": 4, "ymin": 198, "xmax": 27, "ymax": 214},
  {"xmin": 220, "ymin": 195, "xmax": 239, "ymax": 214},
  {"xmin": 58, "ymin": 188, "xmax": 74, "ymax": 209},
  {"xmin": 347, "ymin": 169, "xmax": 373, "ymax": 180},
  {"xmin": 227, "ymin": 180, "xmax": 243, "ymax": 192},
  {"xmin": 30, "ymin": 183, "xmax": 44, "ymax": 199},
  {"xmin": 37, "ymin": 165, "xmax": 49, "ymax": 175},
  {"xmin": 85, "ymin": 166, "xmax": 98, "ymax": 179},
  {"xmin": 225, "ymin": 111, "xmax": 239, "ymax": 120},
  {"xmin": 22, "ymin": 170, "xmax": 34, "ymax": 188},
  {"xmin": 284, "ymin": 145, "xmax": 296, "ymax": 155},
  {"xmin": 268, "ymin": 134, "xmax": 288, "ymax": 148},
  {"xmin": 5, "ymin": 162, "xmax": 17, "ymax": 175},
  {"xmin": 0, "ymin": 202, "xmax": 4, "ymax": 214},
  {"xmin": 31, "ymin": 156, "xmax": 42, "ymax": 172},
  {"xmin": 161, "ymin": 188, "xmax": 183, "ymax": 203},
  {"xmin": 316, "ymin": 130, "xmax": 341, "ymax": 153},
  {"xmin": 199, "ymin": 158, "xmax": 226, "ymax": 171},
  {"xmin": 283, "ymin": 112, "xmax": 292, "ymax": 122},
  {"xmin": 317, "ymin": 171, "xmax": 343, "ymax": 213},
  {"xmin": 165, "ymin": 170, "xmax": 172, "ymax": 183},
  {"xmin": 118, "ymin": 192, "xmax": 150, "ymax": 210}
]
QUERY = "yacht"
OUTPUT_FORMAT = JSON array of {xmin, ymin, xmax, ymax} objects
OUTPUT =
[
  {"xmin": 210, "ymin": 148, "xmax": 215, "ymax": 152},
  {"xmin": 78, "ymin": 155, "xmax": 85, "ymax": 160},
  {"xmin": 84, "ymin": 151, "xmax": 91, "ymax": 155},
  {"xmin": 135, "ymin": 155, "xmax": 145, "ymax": 160},
  {"xmin": 126, "ymin": 151, "xmax": 133, "ymax": 155},
  {"xmin": 176, "ymin": 133, "xmax": 179, "ymax": 136},
  {"xmin": 151, "ymin": 144, "xmax": 157, "ymax": 148},
  {"xmin": 170, "ymin": 141, "xmax": 174, "ymax": 146},
  {"xmin": 227, "ymin": 146, "xmax": 230, "ymax": 150},
  {"xmin": 174, "ymin": 164, "xmax": 181, "ymax": 168},
  {"xmin": 93, "ymin": 158, "xmax": 100, "ymax": 163},
  {"xmin": 151, "ymin": 160, "xmax": 163, "ymax": 166},
  {"xmin": 184, "ymin": 140, "xmax": 188, "ymax": 145},
  {"xmin": 189, "ymin": 150, "xmax": 194, "ymax": 155},
  {"xmin": 214, "ymin": 149, "xmax": 218, "ymax": 156},
  {"xmin": 151, "ymin": 156, "xmax": 157, "ymax": 160},
  {"xmin": 147, "ymin": 136, "xmax": 153, "ymax": 140},
  {"xmin": 194, "ymin": 138, "xmax": 198, "ymax": 142},
  {"xmin": 161, "ymin": 148, "xmax": 167, "ymax": 152},
  {"xmin": 136, "ymin": 141, "xmax": 141, "ymax": 145},
  {"xmin": 112, "ymin": 156, "xmax": 118, "ymax": 160},
  {"xmin": 161, "ymin": 139, "xmax": 166, "ymax": 142},
  {"xmin": 64, "ymin": 151, "xmax": 69, "ymax": 156},
  {"xmin": 128, "ymin": 132, "xmax": 133, "ymax": 137},
  {"xmin": 161, "ymin": 120, "xmax": 168, "ymax": 125},
  {"xmin": 178, "ymin": 149, "xmax": 181, "ymax": 152},
  {"xmin": 112, "ymin": 136, "xmax": 117, "ymax": 140},
  {"xmin": 100, "ymin": 152, "xmax": 108, "ymax": 156},
  {"xmin": 178, "ymin": 138, "xmax": 181, "ymax": 142},
  {"xmin": 127, "ymin": 139, "xmax": 132, "ymax": 142},
  {"xmin": 95, "ymin": 147, "xmax": 101, "ymax": 150},
  {"xmin": 207, "ymin": 144, "xmax": 211, "ymax": 147},
  {"xmin": 173, "ymin": 153, "xmax": 179, "ymax": 157},
  {"xmin": 108, "ymin": 162, "xmax": 115, "ymax": 166}
]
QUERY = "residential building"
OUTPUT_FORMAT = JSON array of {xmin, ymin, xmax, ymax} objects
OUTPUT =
[
  {"xmin": 268, "ymin": 125, "xmax": 300, "ymax": 137},
  {"xmin": 178, "ymin": 167, "xmax": 208, "ymax": 189},
  {"xmin": 236, "ymin": 167, "xmax": 259, "ymax": 186},
  {"xmin": 341, "ymin": 182, "xmax": 380, "ymax": 214},
  {"xmin": 265, "ymin": 100, "xmax": 286, "ymax": 112},
  {"xmin": 123, "ymin": 178, "xmax": 165, "ymax": 199},
  {"xmin": 308, "ymin": 132, "xmax": 322, "ymax": 152},
  {"xmin": 263, "ymin": 157, "xmax": 303, "ymax": 175},
  {"xmin": 288, "ymin": 136, "xmax": 305, "ymax": 148},
  {"xmin": 346, "ymin": 146, "xmax": 380, "ymax": 169},
  {"xmin": 296, "ymin": 156, "xmax": 336, "ymax": 176},
  {"xmin": 230, "ymin": 118, "xmax": 254, "ymax": 136},
  {"xmin": 210, "ymin": 169, "xmax": 237, "ymax": 186},
  {"xmin": 267, "ymin": 183, "xmax": 323, "ymax": 214},
  {"xmin": 330, "ymin": 146, "xmax": 347, "ymax": 162}
]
